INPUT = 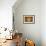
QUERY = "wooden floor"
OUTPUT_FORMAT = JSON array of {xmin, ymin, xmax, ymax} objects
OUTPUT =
[
  {"xmin": 0, "ymin": 39, "xmax": 16, "ymax": 46},
  {"xmin": 0, "ymin": 39, "xmax": 24, "ymax": 46}
]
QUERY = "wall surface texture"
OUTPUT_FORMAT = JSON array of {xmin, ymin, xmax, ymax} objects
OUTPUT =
[
  {"xmin": 41, "ymin": 0, "xmax": 46, "ymax": 46},
  {"xmin": 0, "ymin": 0, "xmax": 16, "ymax": 29},
  {"xmin": 13, "ymin": 0, "xmax": 41, "ymax": 46}
]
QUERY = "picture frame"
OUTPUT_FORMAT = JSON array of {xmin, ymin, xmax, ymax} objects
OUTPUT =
[{"xmin": 23, "ymin": 15, "xmax": 35, "ymax": 24}]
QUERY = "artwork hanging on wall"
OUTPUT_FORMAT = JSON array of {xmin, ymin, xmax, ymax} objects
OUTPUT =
[{"xmin": 23, "ymin": 15, "xmax": 35, "ymax": 24}]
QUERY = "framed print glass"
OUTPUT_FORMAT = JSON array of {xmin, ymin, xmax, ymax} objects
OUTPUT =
[{"xmin": 23, "ymin": 15, "xmax": 35, "ymax": 24}]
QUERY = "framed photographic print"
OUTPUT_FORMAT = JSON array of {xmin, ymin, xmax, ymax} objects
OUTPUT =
[{"xmin": 23, "ymin": 15, "xmax": 35, "ymax": 24}]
